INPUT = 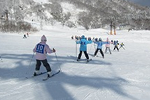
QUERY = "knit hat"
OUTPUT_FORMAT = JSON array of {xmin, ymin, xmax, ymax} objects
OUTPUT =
[
  {"xmin": 41, "ymin": 35, "xmax": 47, "ymax": 42},
  {"xmin": 81, "ymin": 35, "xmax": 85, "ymax": 39},
  {"xmin": 99, "ymin": 38, "xmax": 102, "ymax": 41}
]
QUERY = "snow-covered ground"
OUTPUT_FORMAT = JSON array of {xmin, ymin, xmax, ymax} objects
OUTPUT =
[
  {"xmin": 0, "ymin": 25, "xmax": 150, "ymax": 100},
  {"xmin": 33, "ymin": 0, "xmax": 49, "ymax": 4}
]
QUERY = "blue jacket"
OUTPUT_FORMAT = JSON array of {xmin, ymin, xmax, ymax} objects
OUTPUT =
[
  {"xmin": 76, "ymin": 39, "xmax": 92, "ymax": 51},
  {"xmin": 94, "ymin": 41, "xmax": 108, "ymax": 49}
]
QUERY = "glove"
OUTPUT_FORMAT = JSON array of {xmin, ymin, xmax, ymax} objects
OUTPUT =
[{"xmin": 53, "ymin": 48, "xmax": 56, "ymax": 52}]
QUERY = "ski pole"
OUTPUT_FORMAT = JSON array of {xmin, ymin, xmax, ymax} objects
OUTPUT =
[
  {"xmin": 0, "ymin": 55, "xmax": 2, "ymax": 62},
  {"xmin": 76, "ymin": 43, "xmax": 77, "ymax": 57},
  {"xmin": 26, "ymin": 53, "xmax": 34, "ymax": 75},
  {"xmin": 94, "ymin": 43, "xmax": 96, "ymax": 51},
  {"xmin": 54, "ymin": 52, "xmax": 62, "ymax": 72},
  {"xmin": 89, "ymin": 43, "xmax": 93, "ymax": 54},
  {"xmin": 29, "ymin": 53, "xmax": 34, "ymax": 67}
]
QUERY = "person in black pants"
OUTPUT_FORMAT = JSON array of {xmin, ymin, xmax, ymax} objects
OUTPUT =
[
  {"xmin": 35, "ymin": 59, "xmax": 51, "ymax": 73},
  {"xmin": 94, "ymin": 38, "xmax": 107, "ymax": 58},
  {"xmin": 33, "ymin": 35, "xmax": 55, "ymax": 77},
  {"xmin": 76, "ymin": 35, "xmax": 92, "ymax": 62},
  {"xmin": 77, "ymin": 51, "xmax": 89, "ymax": 60},
  {"xmin": 113, "ymin": 40, "xmax": 119, "ymax": 51}
]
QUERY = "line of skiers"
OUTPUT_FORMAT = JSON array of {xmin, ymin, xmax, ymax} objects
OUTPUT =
[
  {"xmin": 72, "ymin": 35, "xmax": 125, "ymax": 62},
  {"xmin": 74, "ymin": 35, "xmax": 125, "ymax": 62},
  {"xmin": 33, "ymin": 35, "xmax": 125, "ymax": 77}
]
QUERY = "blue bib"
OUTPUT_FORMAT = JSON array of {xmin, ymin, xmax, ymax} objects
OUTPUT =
[
  {"xmin": 36, "ymin": 44, "xmax": 45, "ymax": 54},
  {"xmin": 81, "ymin": 41, "xmax": 86, "ymax": 45}
]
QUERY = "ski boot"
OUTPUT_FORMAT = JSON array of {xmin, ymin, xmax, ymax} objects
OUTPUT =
[
  {"xmin": 33, "ymin": 70, "xmax": 39, "ymax": 76},
  {"xmin": 47, "ymin": 71, "xmax": 51, "ymax": 78},
  {"xmin": 87, "ymin": 59, "xmax": 90, "ymax": 62}
]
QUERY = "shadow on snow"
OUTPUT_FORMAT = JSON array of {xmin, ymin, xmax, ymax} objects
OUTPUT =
[{"xmin": 0, "ymin": 53, "xmax": 138, "ymax": 100}]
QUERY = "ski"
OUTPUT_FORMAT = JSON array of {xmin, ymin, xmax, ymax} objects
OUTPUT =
[
  {"xmin": 25, "ymin": 72, "xmax": 47, "ymax": 79},
  {"xmin": 76, "ymin": 59, "xmax": 92, "ymax": 63},
  {"xmin": 86, "ymin": 59, "xmax": 92, "ymax": 63},
  {"xmin": 0, "ymin": 56, "xmax": 3, "ymax": 62},
  {"xmin": 43, "ymin": 70, "xmax": 60, "ymax": 81}
]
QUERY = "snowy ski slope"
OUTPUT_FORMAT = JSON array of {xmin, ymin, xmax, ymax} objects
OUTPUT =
[{"xmin": 0, "ymin": 25, "xmax": 150, "ymax": 100}]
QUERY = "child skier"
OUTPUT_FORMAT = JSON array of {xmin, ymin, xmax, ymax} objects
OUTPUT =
[
  {"xmin": 113, "ymin": 40, "xmax": 119, "ymax": 51},
  {"xmin": 23, "ymin": 34, "xmax": 27, "ymax": 38},
  {"xmin": 119, "ymin": 42, "xmax": 125, "ymax": 50},
  {"xmin": 27, "ymin": 33, "xmax": 29, "ymax": 37},
  {"xmin": 33, "ymin": 35, "xmax": 56, "ymax": 77},
  {"xmin": 76, "ymin": 35, "xmax": 92, "ymax": 62},
  {"xmin": 94, "ymin": 38, "xmax": 108, "ymax": 58},
  {"xmin": 105, "ymin": 38, "xmax": 111, "ymax": 54}
]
